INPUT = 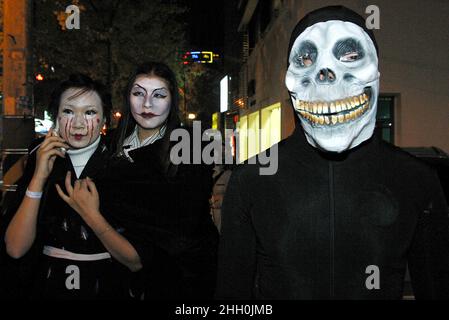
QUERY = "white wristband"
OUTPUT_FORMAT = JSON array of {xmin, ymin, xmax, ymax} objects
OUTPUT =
[{"xmin": 26, "ymin": 189, "xmax": 43, "ymax": 199}]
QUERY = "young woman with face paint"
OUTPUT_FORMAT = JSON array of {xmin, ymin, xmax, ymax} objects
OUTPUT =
[
  {"xmin": 2, "ymin": 74, "xmax": 141, "ymax": 299},
  {"xmin": 77, "ymin": 62, "xmax": 218, "ymax": 300},
  {"xmin": 113, "ymin": 62, "xmax": 180, "ymax": 172}
]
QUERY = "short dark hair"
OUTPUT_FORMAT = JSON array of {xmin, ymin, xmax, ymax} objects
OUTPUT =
[{"xmin": 48, "ymin": 73, "xmax": 112, "ymax": 126}]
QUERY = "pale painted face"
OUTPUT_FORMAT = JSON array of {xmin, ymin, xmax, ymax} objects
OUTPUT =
[
  {"xmin": 57, "ymin": 88, "xmax": 105, "ymax": 149},
  {"xmin": 130, "ymin": 75, "xmax": 171, "ymax": 131},
  {"xmin": 285, "ymin": 20, "xmax": 380, "ymax": 153}
]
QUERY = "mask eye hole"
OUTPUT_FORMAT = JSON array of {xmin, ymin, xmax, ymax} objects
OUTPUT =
[
  {"xmin": 298, "ymin": 53, "xmax": 313, "ymax": 67},
  {"xmin": 293, "ymin": 41, "xmax": 317, "ymax": 68},
  {"xmin": 333, "ymin": 38, "xmax": 364, "ymax": 62},
  {"xmin": 340, "ymin": 52, "xmax": 360, "ymax": 62}
]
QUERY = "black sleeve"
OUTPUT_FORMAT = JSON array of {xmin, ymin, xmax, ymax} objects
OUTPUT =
[
  {"xmin": 215, "ymin": 168, "xmax": 257, "ymax": 299},
  {"xmin": 408, "ymin": 170, "xmax": 449, "ymax": 299},
  {"xmin": 98, "ymin": 195, "xmax": 155, "ymax": 269},
  {"xmin": 98, "ymin": 192, "xmax": 168, "ymax": 299},
  {"xmin": 119, "ymin": 223, "xmax": 154, "ymax": 269}
]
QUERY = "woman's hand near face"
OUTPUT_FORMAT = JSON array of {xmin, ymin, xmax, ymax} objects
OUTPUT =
[
  {"xmin": 56, "ymin": 171, "xmax": 143, "ymax": 272},
  {"xmin": 32, "ymin": 129, "xmax": 69, "ymax": 185},
  {"xmin": 56, "ymin": 171, "xmax": 100, "ymax": 221}
]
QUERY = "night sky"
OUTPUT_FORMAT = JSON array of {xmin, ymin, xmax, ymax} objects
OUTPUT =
[{"xmin": 187, "ymin": 0, "xmax": 225, "ymax": 53}]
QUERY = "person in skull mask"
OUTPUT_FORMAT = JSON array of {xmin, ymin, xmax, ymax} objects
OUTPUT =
[{"xmin": 216, "ymin": 6, "xmax": 449, "ymax": 299}]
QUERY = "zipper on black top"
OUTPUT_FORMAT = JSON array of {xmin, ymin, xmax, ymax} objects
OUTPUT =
[{"xmin": 329, "ymin": 161, "xmax": 335, "ymax": 299}]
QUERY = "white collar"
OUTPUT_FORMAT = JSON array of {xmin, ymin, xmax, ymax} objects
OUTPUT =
[
  {"xmin": 123, "ymin": 125, "xmax": 165, "ymax": 150},
  {"xmin": 67, "ymin": 136, "xmax": 101, "ymax": 177},
  {"xmin": 122, "ymin": 125, "xmax": 166, "ymax": 163}
]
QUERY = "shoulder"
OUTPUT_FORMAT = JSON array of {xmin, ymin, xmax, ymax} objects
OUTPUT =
[
  {"xmin": 378, "ymin": 140, "xmax": 436, "ymax": 177},
  {"xmin": 377, "ymin": 140, "xmax": 444, "ymax": 202},
  {"xmin": 168, "ymin": 125, "xmax": 207, "ymax": 148},
  {"xmin": 229, "ymin": 154, "xmax": 275, "ymax": 188}
]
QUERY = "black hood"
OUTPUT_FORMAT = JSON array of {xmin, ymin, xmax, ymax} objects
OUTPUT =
[{"xmin": 287, "ymin": 5, "xmax": 379, "ymax": 65}]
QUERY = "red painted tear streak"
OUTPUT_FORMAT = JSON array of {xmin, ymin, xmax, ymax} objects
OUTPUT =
[
  {"xmin": 65, "ymin": 118, "xmax": 71, "ymax": 140},
  {"xmin": 89, "ymin": 118, "xmax": 94, "ymax": 144},
  {"xmin": 83, "ymin": 114, "xmax": 91, "ymax": 145}
]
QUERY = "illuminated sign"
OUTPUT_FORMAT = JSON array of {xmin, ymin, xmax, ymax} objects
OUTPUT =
[
  {"xmin": 212, "ymin": 112, "xmax": 219, "ymax": 129},
  {"xmin": 237, "ymin": 103, "xmax": 282, "ymax": 162},
  {"xmin": 182, "ymin": 51, "xmax": 220, "ymax": 64},
  {"xmin": 261, "ymin": 103, "xmax": 281, "ymax": 152},
  {"xmin": 220, "ymin": 76, "xmax": 228, "ymax": 113}
]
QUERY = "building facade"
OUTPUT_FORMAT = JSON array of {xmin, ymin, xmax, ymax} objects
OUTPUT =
[{"xmin": 1, "ymin": 0, "xmax": 34, "ymax": 193}]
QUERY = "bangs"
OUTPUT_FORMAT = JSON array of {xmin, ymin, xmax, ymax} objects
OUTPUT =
[{"xmin": 66, "ymin": 87, "xmax": 94, "ymax": 101}]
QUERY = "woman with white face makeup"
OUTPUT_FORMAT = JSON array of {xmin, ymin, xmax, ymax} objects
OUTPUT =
[
  {"xmin": 85, "ymin": 62, "xmax": 219, "ymax": 300},
  {"xmin": 113, "ymin": 62, "xmax": 180, "ymax": 170},
  {"xmin": 2, "ymin": 74, "xmax": 141, "ymax": 299}
]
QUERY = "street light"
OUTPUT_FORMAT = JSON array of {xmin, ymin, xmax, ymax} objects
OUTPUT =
[{"xmin": 188, "ymin": 113, "xmax": 196, "ymax": 120}]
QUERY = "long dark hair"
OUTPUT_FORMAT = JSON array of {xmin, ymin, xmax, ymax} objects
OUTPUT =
[
  {"xmin": 113, "ymin": 62, "xmax": 181, "ymax": 175},
  {"xmin": 48, "ymin": 73, "xmax": 112, "ymax": 127}
]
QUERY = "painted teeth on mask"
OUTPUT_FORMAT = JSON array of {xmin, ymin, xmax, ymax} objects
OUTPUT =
[
  {"xmin": 294, "ymin": 88, "xmax": 371, "ymax": 126},
  {"xmin": 336, "ymin": 102, "xmax": 342, "ymax": 113}
]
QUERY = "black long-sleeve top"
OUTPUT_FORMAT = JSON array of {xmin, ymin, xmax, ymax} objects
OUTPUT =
[
  {"xmin": 97, "ymin": 134, "xmax": 219, "ymax": 299},
  {"xmin": 0, "ymin": 136, "xmax": 129, "ymax": 299},
  {"xmin": 216, "ymin": 125, "xmax": 449, "ymax": 299}
]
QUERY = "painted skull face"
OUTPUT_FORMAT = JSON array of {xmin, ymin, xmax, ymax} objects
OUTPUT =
[
  {"xmin": 57, "ymin": 88, "xmax": 105, "ymax": 149},
  {"xmin": 286, "ymin": 20, "xmax": 380, "ymax": 152},
  {"xmin": 130, "ymin": 75, "xmax": 171, "ymax": 131}
]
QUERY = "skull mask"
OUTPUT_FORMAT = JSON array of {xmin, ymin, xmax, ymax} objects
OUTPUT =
[{"xmin": 286, "ymin": 19, "xmax": 380, "ymax": 153}]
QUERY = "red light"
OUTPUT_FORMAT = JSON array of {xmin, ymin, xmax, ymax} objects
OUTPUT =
[
  {"xmin": 36, "ymin": 74, "xmax": 44, "ymax": 81},
  {"xmin": 183, "ymin": 61, "xmax": 189, "ymax": 65}
]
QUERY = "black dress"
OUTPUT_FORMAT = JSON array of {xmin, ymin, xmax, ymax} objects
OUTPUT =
[
  {"xmin": 0, "ymin": 137, "xmax": 129, "ymax": 300},
  {"xmin": 216, "ymin": 125, "xmax": 449, "ymax": 299},
  {"xmin": 97, "ymin": 136, "xmax": 219, "ymax": 300}
]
